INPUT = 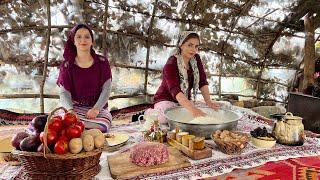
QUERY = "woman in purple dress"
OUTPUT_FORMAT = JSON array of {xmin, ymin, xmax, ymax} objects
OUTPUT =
[
  {"xmin": 149, "ymin": 31, "xmax": 220, "ymax": 124},
  {"xmin": 57, "ymin": 24, "xmax": 112, "ymax": 133}
]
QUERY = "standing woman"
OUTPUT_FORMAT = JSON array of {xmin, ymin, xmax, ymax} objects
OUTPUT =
[
  {"xmin": 150, "ymin": 31, "xmax": 220, "ymax": 124},
  {"xmin": 57, "ymin": 24, "xmax": 112, "ymax": 133}
]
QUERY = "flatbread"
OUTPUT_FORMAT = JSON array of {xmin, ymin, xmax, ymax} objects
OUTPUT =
[
  {"xmin": 0, "ymin": 136, "xmax": 14, "ymax": 153},
  {"xmin": 105, "ymin": 133, "xmax": 129, "ymax": 146}
]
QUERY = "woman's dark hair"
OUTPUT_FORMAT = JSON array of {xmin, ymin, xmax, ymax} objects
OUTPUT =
[
  {"xmin": 74, "ymin": 24, "xmax": 94, "ymax": 42},
  {"xmin": 180, "ymin": 33, "xmax": 200, "ymax": 45}
]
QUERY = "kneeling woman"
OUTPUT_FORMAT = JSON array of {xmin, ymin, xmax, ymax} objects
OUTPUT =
[
  {"xmin": 150, "ymin": 31, "xmax": 220, "ymax": 124},
  {"xmin": 57, "ymin": 24, "xmax": 112, "ymax": 133}
]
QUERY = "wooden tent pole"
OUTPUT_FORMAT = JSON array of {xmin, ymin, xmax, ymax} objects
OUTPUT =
[
  {"xmin": 218, "ymin": 56, "xmax": 223, "ymax": 99},
  {"xmin": 40, "ymin": 0, "xmax": 51, "ymax": 113},
  {"xmin": 255, "ymin": 65, "xmax": 263, "ymax": 99},
  {"xmin": 102, "ymin": 0, "xmax": 109, "ymax": 57},
  {"xmin": 302, "ymin": 13, "xmax": 315, "ymax": 91},
  {"xmin": 144, "ymin": 0, "xmax": 158, "ymax": 99}
]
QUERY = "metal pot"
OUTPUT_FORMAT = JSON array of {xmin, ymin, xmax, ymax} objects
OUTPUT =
[
  {"xmin": 164, "ymin": 106, "xmax": 242, "ymax": 139},
  {"xmin": 273, "ymin": 112, "xmax": 305, "ymax": 146}
]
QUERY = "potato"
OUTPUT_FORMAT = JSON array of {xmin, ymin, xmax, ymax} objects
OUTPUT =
[
  {"xmin": 69, "ymin": 138, "xmax": 83, "ymax": 154},
  {"xmin": 82, "ymin": 129, "xmax": 103, "ymax": 138},
  {"xmin": 94, "ymin": 134, "xmax": 105, "ymax": 148},
  {"xmin": 81, "ymin": 130, "xmax": 89, "ymax": 139},
  {"xmin": 82, "ymin": 134, "xmax": 94, "ymax": 152}
]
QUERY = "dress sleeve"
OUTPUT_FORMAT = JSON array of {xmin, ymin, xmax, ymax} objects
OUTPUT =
[
  {"xmin": 163, "ymin": 56, "xmax": 182, "ymax": 100},
  {"xmin": 195, "ymin": 54, "xmax": 209, "ymax": 88},
  {"xmin": 59, "ymin": 86, "xmax": 73, "ymax": 110},
  {"xmin": 94, "ymin": 79, "xmax": 112, "ymax": 110}
]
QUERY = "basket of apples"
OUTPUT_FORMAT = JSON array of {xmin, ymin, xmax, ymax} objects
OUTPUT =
[{"xmin": 11, "ymin": 107, "xmax": 106, "ymax": 179}]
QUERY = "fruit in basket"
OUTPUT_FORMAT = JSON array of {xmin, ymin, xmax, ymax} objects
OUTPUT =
[
  {"xmin": 43, "ymin": 111, "xmax": 84, "ymax": 154},
  {"xmin": 48, "ymin": 117, "xmax": 63, "ymax": 132},
  {"xmin": 63, "ymin": 112, "xmax": 78, "ymax": 126},
  {"xmin": 46, "ymin": 130, "xmax": 58, "ymax": 145},
  {"xmin": 54, "ymin": 139, "xmax": 69, "ymax": 154},
  {"xmin": 11, "ymin": 132, "xmax": 29, "ymax": 150},
  {"xmin": 69, "ymin": 138, "xmax": 83, "ymax": 154},
  {"xmin": 58, "ymin": 135, "xmax": 69, "ymax": 142},
  {"xmin": 20, "ymin": 136, "xmax": 41, "ymax": 152},
  {"xmin": 75, "ymin": 121, "xmax": 85, "ymax": 132},
  {"xmin": 59, "ymin": 129, "xmax": 68, "ymax": 137},
  {"xmin": 31, "ymin": 115, "xmax": 48, "ymax": 133},
  {"xmin": 66, "ymin": 126, "xmax": 82, "ymax": 139}
]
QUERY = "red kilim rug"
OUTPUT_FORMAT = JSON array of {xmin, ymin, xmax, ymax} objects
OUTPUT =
[{"xmin": 203, "ymin": 156, "xmax": 320, "ymax": 180}]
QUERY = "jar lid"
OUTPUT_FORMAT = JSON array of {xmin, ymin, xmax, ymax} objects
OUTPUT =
[{"xmin": 283, "ymin": 112, "xmax": 302, "ymax": 120}]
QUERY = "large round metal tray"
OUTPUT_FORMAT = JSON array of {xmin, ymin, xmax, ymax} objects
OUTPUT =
[{"xmin": 164, "ymin": 106, "xmax": 242, "ymax": 139}]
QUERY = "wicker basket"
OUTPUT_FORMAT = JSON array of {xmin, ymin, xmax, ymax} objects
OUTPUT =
[
  {"xmin": 11, "ymin": 107, "xmax": 103, "ymax": 179},
  {"xmin": 211, "ymin": 131, "xmax": 248, "ymax": 155}
]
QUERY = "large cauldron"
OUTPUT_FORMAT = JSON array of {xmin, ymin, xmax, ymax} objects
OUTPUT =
[{"xmin": 164, "ymin": 106, "xmax": 242, "ymax": 139}]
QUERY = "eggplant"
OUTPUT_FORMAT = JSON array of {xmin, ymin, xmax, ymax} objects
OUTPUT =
[
  {"xmin": 31, "ymin": 115, "xmax": 48, "ymax": 133},
  {"xmin": 19, "ymin": 135, "xmax": 41, "ymax": 152},
  {"xmin": 11, "ymin": 132, "xmax": 29, "ymax": 150},
  {"xmin": 37, "ymin": 143, "xmax": 44, "ymax": 152}
]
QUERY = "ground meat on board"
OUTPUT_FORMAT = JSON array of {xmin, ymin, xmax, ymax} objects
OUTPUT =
[{"xmin": 129, "ymin": 142, "xmax": 169, "ymax": 167}]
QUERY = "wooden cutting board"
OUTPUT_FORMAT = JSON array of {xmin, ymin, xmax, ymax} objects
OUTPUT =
[{"xmin": 108, "ymin": 147, "xmax": 191, "ymax": 179}]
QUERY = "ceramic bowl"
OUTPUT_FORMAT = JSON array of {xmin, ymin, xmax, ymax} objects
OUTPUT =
[{"xmin": 251, "ymin": 136, "xmax": 276, "ymax": 148}]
